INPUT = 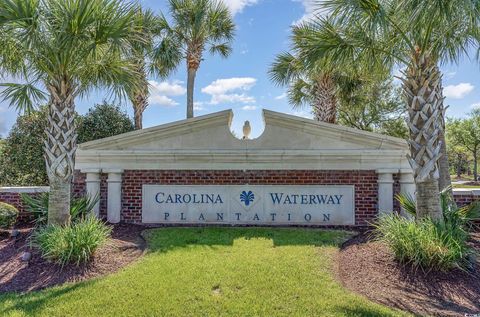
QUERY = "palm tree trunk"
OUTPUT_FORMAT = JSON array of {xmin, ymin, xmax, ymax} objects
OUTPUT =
[
  {"xmin": 44, "ymin": 81, "xmax": 77, "ymax": 226},
  {"xmin": 131, "ymin": 64, "xmax": 149, "ymax": 130},
  {"xmin": 133, "ymin": 91, "xmax": 147, "ymax": 130},
  {"xmin": 402, "ymin": 49, "xmax": 442, "ymax": 222},
  {"xmin": 313, "ymin": 75, "xmax": 336, "ymax": 123},
  {"xmin": 435, "ymin": 69, "xmax": 452, "ymax": 192},
  {"xmin": 186, "ymin": 67, "xmax": 196, "ymax": 119}
]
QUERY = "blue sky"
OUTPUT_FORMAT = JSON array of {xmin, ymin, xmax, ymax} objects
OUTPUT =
[{"xmin": 1, "ymin": 0, "xmax": 480, "ymax": 138}]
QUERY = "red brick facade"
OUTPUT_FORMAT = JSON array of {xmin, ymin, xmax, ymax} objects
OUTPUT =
[
  {"xmin": 3, "ymin": 170, "xmax": 478, "ymax": 227},
  {"xmin": 118, "ymin": 170, "xmax": 378, "ymax": 225}
]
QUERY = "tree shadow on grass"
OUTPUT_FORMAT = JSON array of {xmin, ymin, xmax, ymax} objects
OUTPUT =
[
  {"xmin": 142, "ymin": 227, "xmax": 354, "ymax": 254},
  {"xmin": 0, "ymin": 281, "xmax": 93, "ymax": 316}
]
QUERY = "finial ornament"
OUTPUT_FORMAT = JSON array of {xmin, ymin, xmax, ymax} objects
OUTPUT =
[{"xmin": 242, "ymin": 120, "xmax": 251, "ymax": 139}]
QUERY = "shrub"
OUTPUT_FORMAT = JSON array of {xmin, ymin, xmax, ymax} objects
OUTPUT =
[
  {"xmin": 21, "ymin": 193, "xmax": 99, "ymax": 226},
  {"xmin": 0, "ymin": 202, "xmax": 19, "ymax": 229},
  {"xmin": 32, "ymin": 216, "xmax": 111, "ymax": 266},
  {"xmin": 376, "ymin": 189, "xmax": 479, "ymax": 271},
  {"xmin": 374, "ymin": 214, "xmax": 472, "ymax": 271}
]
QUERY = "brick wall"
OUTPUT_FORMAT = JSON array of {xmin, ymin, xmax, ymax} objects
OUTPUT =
[
  {"xmin": 0, "ymin": 191, "xmax": 46, "ymax": 222},
  {"xmin": 121, "ymin": 170, "xmax": 378, "ymax": 225}
]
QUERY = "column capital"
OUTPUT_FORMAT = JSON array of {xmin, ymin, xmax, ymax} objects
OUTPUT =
[
  {"xmin": 85, "ymin": 172, "xmax": 100, "ymax": 182},
  {"xmin": 377, "ymin": 172, "xmax": 394, "ymax": 184},
  {"xmin": 107, "ymin": 172, "xmax": 123, "ymax": 183},
  {"xmin": 399, "ymin": 172, "xmax": 414, "ymax": 184}
]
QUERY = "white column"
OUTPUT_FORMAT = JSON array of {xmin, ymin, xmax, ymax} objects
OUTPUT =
[
  {"xmin": 106, "ymin": 170, "xmax": 123, "ymax": 223},
  {"xmin": 377, "ymin": 171, "xmax": 394, "ymax": 214},
  {"xmin": 85, "ymin": 170, "xmax": 101, "ymax": 217},
  {"xmin": 399, "ymin": 171, "xmax": 416, "ymax": 217}
]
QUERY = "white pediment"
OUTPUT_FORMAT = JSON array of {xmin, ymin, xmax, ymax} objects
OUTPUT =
[
  {"xmin": 76, "ymin": 109, "xmax": 410, "ymax": 172},
  {"xmin": 79, "ymin": 109, "xmax": 406, "ymax": 151}
]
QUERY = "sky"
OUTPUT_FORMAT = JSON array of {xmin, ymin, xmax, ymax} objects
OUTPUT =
[{"xmin": 1, "ymin": 0, "xmax": 480, "ymax": 139}]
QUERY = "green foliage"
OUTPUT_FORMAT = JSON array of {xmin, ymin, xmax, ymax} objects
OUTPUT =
[
  {"xmin": 447, "ymin": 110, "xmax": 480, "ymax": 180},
  {"xmin": 21, "ymin": 193, "xmax": 100, "ymax": 226},
  {"xmin": 377, "ymin": 190, "xmax": 479, "ymax": 271},
  {"xmin": 337, "ymin": 79, "xmax": 408, "ymax": 139},
  {"xmin": 77, "ymin": 102, "xmax": 134, "ymax": 143},
  {"xmin": 0, "ymin": 106, "xmax": 49, "ymax": 186},
  {"xmin": 0, "ymin": 102, "xmax": 133, "ymax": 186},
  {"xmin": 32, "ymin": 216, "xmax": 111, "ymax": 266},
  {"xmin": 374, "ymin": 214, "xmax": 472, "ymax": 271},
  {"xmin": 0, "ymin": 0, "xmax": 144, "ymax": 112},
  {"xmin": 0, "ymin": 202, "xmax": 19, "ymax": 229}
]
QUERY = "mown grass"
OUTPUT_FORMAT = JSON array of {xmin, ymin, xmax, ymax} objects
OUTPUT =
[{"xmin": 0, "ymin": 228, "xmax": 409, "ymax": 316}]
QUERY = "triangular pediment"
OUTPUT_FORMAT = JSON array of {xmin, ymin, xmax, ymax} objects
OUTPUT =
[{"xmin": 78, "ymin": 109, "xmax": 407, "ymax": 152}]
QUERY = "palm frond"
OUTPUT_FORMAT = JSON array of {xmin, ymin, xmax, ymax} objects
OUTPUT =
[
  {"xmin": 0, "ymin": 82, "xmax": 46, "ymax": 114},
  {"xmin": 395, "ymin": 193, "xmax": 417, "ymax": 217}
]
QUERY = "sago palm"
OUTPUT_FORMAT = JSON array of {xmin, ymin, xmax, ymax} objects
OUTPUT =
[
  {"xmin": 0, "ymin": 0, "xmax": 143, "ymax": 225},
  {"xmin": 154, "ymin": 0, "xmax": 235, "ymax": 118},
  {"xmin": 298, "ymin": 0, "xmax": 480, "ymax": 221}
]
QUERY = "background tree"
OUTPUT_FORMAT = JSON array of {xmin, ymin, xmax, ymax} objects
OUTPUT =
[
  {"xmin": 155, "ymin": 0, "xmax": 235, "ymax": 118},
  {"xmin": 0, "ymin": 107, "xmax": 49, "ymax": 186},
  {"xmin": 0, "ymin": 103, "xmax": 134, "ymax": 186},
  {"xmin": 0, "ymin": 0, "xmax": 142, "ymax": 225},
  {"xmin": 447, "ymin": 144, "xmax": 470, "ymax": 179},
  {"xmin": 337, "ymin": 79, "xmax": 408, "ymax": 138},
  {"xmin": 447, "ymin": 111, "xmax": 480, "ymax": 181},
  {"xmin": 78, "ymin": 102, "xmax": 135, "ymax": 143},
  {"xmin": 298, "ymin": 1, "xmax": 480, "ymax": 221}
]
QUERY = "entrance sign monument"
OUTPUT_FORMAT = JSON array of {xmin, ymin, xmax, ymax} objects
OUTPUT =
[
  {"xmin": 142, "ymin": 185, "xmax": 354, "ymax": 225},
  {"xmin": 74, "ymin": 109, "xmax": 413, "ymax": 226}
]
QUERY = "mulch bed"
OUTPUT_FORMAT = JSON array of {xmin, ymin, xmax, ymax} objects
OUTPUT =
[
  {"xmin": 0, "ymin": 223, "xmax": 145, "ymax": 293},
  {"xmin": 336, "ymin": 231, "xmax": 480, "ymax": 317}
]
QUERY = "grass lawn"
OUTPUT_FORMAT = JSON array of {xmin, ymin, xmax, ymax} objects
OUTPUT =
[{"xmin": 0, "ymin": 228, "xmax": 409, "ymax": 316}]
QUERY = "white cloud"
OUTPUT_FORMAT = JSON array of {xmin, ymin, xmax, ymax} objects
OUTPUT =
[
  {"xmin": 149, "ymin": 80, "xmax": 186, "ymax": 96},
  {"xmin": 194, "ymin": 101, "xmax": 205, "ymax": 111},
  {"xmin": 471, "ymin": 102, "xmax": 480, "ymax": 109},
  {"xmin": 292, "ymin": 0, "xmax": 327, "ymax": 25},
  {"xmin": 148, "ymin": 80, "xmax": 186, "ymax": 107},
  {"xmin": 275, "ymin": 93, "xmax": 287, "ymax": 100},
  {"xmin": 202, "ymin": 77, "xmax": 257, "ymax": 105},
  {"xmin": 202, "ymin": 77, "xmax": 256, "ymax": 95},
  {"xmin": 444, "ymin": 83, "xmax": 474, "ymax": 99},
  {"xmin": 241, "ymin": 105, "xmax": 257, "ymax": 111},
  {"xmin": 149, "ymin": 95, "xmax": 178, "ymax": 107},
  {"xmin": 212, "ymin": 93, "xmax": 256, "ymax": 104},
  {"xmin": 223, "ymin": 0, "xmax": 259, "ymax": 16}
]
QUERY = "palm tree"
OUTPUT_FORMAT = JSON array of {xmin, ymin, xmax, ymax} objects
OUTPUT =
[
  {"xmin": 269, "ymin": 25, "xmax": 384, "ymax": 124},
  {"xmin": 154, "ymin": 0, "xmax": 235, "ymax": 119},
  {"xmin": 126, "ymin": 8, "xmax": 168, "ymax": 130},
  {"xmin": 269, "ymin": 51, "xmax": 338, "ymax": 123},
  {"xmin": 298, "ymin": 1, "xmax": 480, "ymax": 221},
  {"xmin": 0, "ymin": 0, "xmax": 143, "ymax": 225}
]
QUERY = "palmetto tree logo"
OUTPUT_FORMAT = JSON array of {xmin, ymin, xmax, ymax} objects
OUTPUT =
[{"xmin": 240, "ymin": 190, "xmax": 255, "ymax": 206}]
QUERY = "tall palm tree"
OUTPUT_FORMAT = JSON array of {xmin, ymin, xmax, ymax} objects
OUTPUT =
[
  {"xmin": 269, "ymin": 51, "xmax": 338, "ymax": 123},
  {"xmin": 269, "ymin": 24, "xmax": 384, "ymax": 124},
  {"xmin": 0, "ymin": 0, "xmax": 143, "ymax": 225},
  {"xmin": 298, "ymin": 1, "xmax": 480, "ymax": 221},
  {"xmin": 154, "ymin": 0, "xmax": 235, "ymax": 119},
  {"xmin": 126, "ymin": 8, "xmax": 170, "ymax": 130}
]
